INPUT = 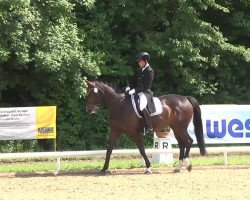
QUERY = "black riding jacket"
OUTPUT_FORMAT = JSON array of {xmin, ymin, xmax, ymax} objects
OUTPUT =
[{"xmin": 135, "ymin": 65, "xmax": 154, "ymax": 95}]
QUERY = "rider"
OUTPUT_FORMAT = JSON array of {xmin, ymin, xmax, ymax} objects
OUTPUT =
[{"xmin": 126, "ymin": 52, "xmax": 155, "ymax": 135}]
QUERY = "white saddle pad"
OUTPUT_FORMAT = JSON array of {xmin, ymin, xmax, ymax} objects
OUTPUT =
[{"xmin": 131, "ymin": 95, "xmax": 163, "ymax": 118}]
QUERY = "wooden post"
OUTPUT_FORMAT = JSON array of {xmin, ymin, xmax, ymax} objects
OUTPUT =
[
  {"xmin": 53, "ymin": 138, "xmax": 57, "ymax": 152},
  {"xmin": 53, "ymin": 138, "xmax": 58, "ymax": 171}
]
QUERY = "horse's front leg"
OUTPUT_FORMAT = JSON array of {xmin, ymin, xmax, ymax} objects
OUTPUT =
[
  {"xmin": 100, "ymin": 130, "xmax": 121, "ymax": 175},
  {"xmin": 133, "ymin": 134, "xmax": 152, "ymax": 174}
]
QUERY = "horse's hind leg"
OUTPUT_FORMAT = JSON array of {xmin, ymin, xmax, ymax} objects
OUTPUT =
[
  {"xmin": 183, "ymin": 135, "xmax": 193, "ymax": 172},
  {"xmin": 174, "ymin": 131, "xmax": 193, "ymax": 173},
  {"xmin": 174, "ymin": 138, "xmax": 185, "ymax": 173},
  {"xmin": 133, "ymin": 134, "xmax": 152, "ymax": 174}
]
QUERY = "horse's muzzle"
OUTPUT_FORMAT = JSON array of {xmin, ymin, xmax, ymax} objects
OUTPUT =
[{"xmin": 86, "ymin": 105, "xmax": 98, "ymax": 114}]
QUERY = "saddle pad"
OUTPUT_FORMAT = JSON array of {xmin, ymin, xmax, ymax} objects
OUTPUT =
[{"xmin": 131, "ymin": 95, "xmax": 163, "ymax": 118}]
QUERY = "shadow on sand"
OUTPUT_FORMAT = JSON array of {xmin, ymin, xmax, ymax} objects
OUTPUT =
[{"xmin": 6, "ymin": 168, "xmax": 175, "ymax": 178}]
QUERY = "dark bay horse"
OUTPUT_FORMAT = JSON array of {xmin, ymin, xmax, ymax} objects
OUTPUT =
[{"xmin": 85, "ymin": 80, "xmax": 207, "ymax": 174}]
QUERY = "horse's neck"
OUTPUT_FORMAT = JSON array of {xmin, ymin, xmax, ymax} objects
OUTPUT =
[{"xmin": 103, "ymin": 87, "xmax": 123, "ymax": 112}]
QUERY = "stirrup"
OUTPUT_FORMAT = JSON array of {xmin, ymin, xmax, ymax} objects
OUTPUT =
[{"xmin": 142, "ymin": 127, "xmax": 154, "ymax": 136}]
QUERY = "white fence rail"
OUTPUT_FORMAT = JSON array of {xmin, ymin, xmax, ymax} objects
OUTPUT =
[{"xmin": 0, "ymin": 146, "xmax": 250, "ymax": 171}]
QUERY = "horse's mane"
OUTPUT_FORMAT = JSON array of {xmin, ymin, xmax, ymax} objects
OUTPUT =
[{"xmin": 94, "ymin": 81, "xmax": 124, "ymax": 95}]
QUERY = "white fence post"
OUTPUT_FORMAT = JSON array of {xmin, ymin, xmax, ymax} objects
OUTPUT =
[
  {"xmin": 56, "ymin": 156, "xmax": 61, "ymax": 171},
  {"xmin": 224, "ymin": 150, "xmax": 228, "ymax": 165}
]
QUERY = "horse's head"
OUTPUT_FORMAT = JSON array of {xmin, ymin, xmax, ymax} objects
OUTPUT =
[{"xmin": 85, "ymin": 80, "xmax": 105, "ymax": 114}]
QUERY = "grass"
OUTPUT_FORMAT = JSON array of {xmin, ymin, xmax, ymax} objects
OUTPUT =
[
  {"xmin": 0, "ymin": 155, "xmax": 250, "ymax": 173},
  {"xmin": 0, "ymin": 162, "xmax": 56, "ymax": 172}
]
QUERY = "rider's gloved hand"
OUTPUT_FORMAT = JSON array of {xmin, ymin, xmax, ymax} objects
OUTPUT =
[
  {"xmin": 125, "ymin": 87, "xmax": 130, "ymax": 93},
  {"xmin": 128, "ymin": 89, "xmax": 135, "ymax": 95}
]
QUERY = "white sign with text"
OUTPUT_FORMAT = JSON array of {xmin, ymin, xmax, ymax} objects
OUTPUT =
[{"xmin": 170, "ymin": 105, "xmax": 250, "ymax": 144}]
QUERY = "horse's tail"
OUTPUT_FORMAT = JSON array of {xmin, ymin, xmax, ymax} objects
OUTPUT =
[{"xmin": 187, "ymin": 96, "xmax": 207, "ymax": 156}]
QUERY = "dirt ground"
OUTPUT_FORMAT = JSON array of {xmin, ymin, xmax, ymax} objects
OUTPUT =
[{"xmin": 0, "ymin": 165, "xmax": 249, "ymax": 200}]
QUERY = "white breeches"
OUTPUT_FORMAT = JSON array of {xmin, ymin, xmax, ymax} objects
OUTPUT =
[{"xmin": 138, "ymin": 92, "xmax": 147, "ymax": 111}]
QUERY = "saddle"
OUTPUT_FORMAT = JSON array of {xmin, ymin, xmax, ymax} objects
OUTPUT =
[{"xmin": 131, "ymin": 95, "xmax": 163, "ymax": 118}]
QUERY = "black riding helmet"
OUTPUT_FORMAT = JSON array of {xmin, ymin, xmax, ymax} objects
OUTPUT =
[{"xmin": 138, "ymin": 52, "xmax": 150, "ymax": 62}]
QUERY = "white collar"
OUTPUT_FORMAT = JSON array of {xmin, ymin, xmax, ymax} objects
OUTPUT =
[{"xmin": 142, "ymin": 63, "xmax": 149, "ymax": 71}]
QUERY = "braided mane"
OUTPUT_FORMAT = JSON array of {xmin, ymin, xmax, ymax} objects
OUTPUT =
[{"xmin": 95, "ymin": 81, "xmax": 124, "ymax": 94}]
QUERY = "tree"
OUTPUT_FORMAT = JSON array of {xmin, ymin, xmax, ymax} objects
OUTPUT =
[
  {"xmin": 199, "ymin": 0, "xmax": 250, "ymax": 103},
  {"xmin": 0, "ymin": 0, "xmax": 249, "ymax": 151},
  {"xmin": 0, "ymin": 0, "xmax": 100, "ymax": 151}
]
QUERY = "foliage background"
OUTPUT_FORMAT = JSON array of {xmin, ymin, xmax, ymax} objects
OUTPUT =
[{"xmin": 0, "ymin": 0, "xmax": 249, "ymax": 152}]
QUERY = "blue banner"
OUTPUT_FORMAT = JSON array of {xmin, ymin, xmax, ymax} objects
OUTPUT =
[{"xmin": 171, "ymin": 105, "xmax": 250, "ymax": 144}]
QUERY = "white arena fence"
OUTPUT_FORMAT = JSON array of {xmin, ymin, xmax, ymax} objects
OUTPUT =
[
  {"xmin": 0, "ymin": 146, "xmax": 250, "ymax": 171},
  {"xmin": 0, "ymin": 105, "xmax": 250, "ymax": 171}
]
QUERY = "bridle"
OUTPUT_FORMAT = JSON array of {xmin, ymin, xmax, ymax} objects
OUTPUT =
[{"xmin": 86, "ymin": 84, "xmax": 105, "ymax": 110}]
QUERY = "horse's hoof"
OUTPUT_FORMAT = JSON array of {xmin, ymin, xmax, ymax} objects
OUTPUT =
[
  {"xmin": 98, "ymin": 170, "xmax": 111, "ymax": 176},
  {"xmin": 144, "ymin": 170, "xmax": 153, "ymax": 174},
  {"xmin": 173, "ymin": 169, "xmax": 180, "ymax": 173},
  {"xmin": 186, "ymin": 164, "xmax": 192, "ymax": 172}
]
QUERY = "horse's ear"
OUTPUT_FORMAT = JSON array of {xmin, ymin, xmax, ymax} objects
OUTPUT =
[{"xmin": 85, "ymin": 80, "xmax": 95, "ymax": 87}]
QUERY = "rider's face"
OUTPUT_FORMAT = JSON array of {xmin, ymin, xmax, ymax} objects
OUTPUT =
[{"xmin": 138, "ymin": 59, "xmax": 146, "ymax": 68}]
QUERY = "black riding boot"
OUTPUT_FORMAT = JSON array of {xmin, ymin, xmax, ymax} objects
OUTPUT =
[{"xmin": 142, "ymin": 108, "xmax": 154, "ymax": 135}]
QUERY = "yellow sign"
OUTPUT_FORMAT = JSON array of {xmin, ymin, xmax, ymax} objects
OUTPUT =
[
  {"xmin": 0, "ymin": 106, "xmax": 57, "ymax": 140},
  {"xmin": 35, "ymin": 106, "xmax": 57, "ymax": 139}
]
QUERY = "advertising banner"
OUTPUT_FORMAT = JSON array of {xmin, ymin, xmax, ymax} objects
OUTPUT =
[
  {"xmin": 0, "ymin": 106, "xmax": 56, "ymax": 140},
  {"xmin": 170, "ymin": 105, "xmax": 250, "ymax": 144}
]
